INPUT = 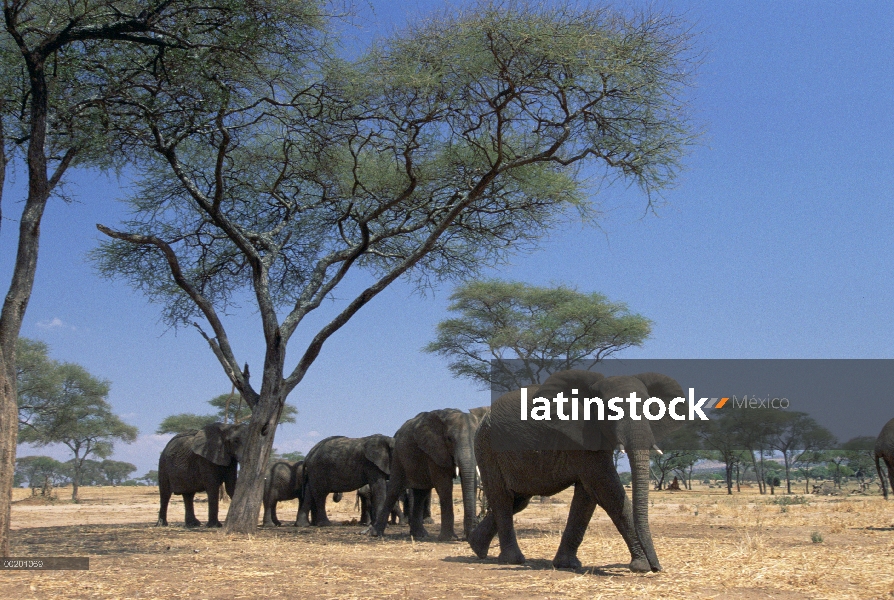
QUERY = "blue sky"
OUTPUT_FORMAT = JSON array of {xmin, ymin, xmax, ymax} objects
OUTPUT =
[{"xmin": 4, "ymin": 1, "xmax": 893, "ymax": 476}]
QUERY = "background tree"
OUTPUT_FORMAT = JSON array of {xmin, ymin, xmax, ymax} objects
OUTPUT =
[
  {"xmin": 840, "ymin": 436, "xmax": 880, "ymax": 491},
  {"xmin": 156, "ymin": 393, "xmax": 297, "ymax": 434},
  {"xmin": 14, "ymin": 455, "xmax": 67, "ymax": 495},
  {"xmin": 425, "ymin": 280, "xmax": 651, "ymax": 391},
  {"xmin": 18, "ymin": 363, "xmax": 137, "ymax": 500},
  {"xmin": 155, "ymin": 414, "xmax": 219, "ymax": 435},
  {"xmin": 93, "ymin": 2, "xmax": 696, "ymax": 532},
  {"xmin": 698, "ymin": 416, "xmax": 747, "ymax": 495},
  {"xmin": 65, "ymin": 459, "xmax": 106, "ymax": 487},
  {"xmin": 15, "ymin": 338, "xmax": 62, "ymax": 428},
  {"xmin": 100, "ymin": 460, "xmax": 137, "ymax": 486},
  {"xmin": 724, "ymin": 408, "xmax": 785, "ymax": 495},
  {"xmin": 0, "ymin": 0, "xmax": 324, "ymax": 554},
  {"xmin": 140, "ymin": 470, "xmax": 159, "ymax": 486},
  {"xmin": 768, "ymin": 412, "xmax": 836, "ymax": 494}
]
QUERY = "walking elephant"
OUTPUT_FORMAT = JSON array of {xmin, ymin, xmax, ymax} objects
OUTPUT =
[
  {"xmin": 371, "ymin": 408, "xmax": 484, "ymax": 541},
  {"xmin": 262, "ymin": 460, "xmax": 305, "ymax": 527},
  {"xmin": 297, "ymin": 434, "xmax": 393, "ymax": 527},
  {"xmin": 469, "ymin": 370, "xmax": 686, "ymax": 572},
  {"xmin": 157, "ymin": 422, "xmax": 248, "ymax": 527},
  {"xmin": 875, "ymin": 417, "xmax": 894, "ymax": 499}
]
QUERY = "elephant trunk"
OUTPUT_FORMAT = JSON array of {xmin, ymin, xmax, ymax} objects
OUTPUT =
[
  {"xmin": 630, "ymin": 448, "xmax": 661, "ymax": 572},
  {"xmin": 457, "ymin": 427, "xmax": 478, "ymax": 539}
]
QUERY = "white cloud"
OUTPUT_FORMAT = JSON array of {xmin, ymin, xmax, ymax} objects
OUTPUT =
[{"xmin": 36, "ymin": 317, "xmax": 75, "ymax": 331}]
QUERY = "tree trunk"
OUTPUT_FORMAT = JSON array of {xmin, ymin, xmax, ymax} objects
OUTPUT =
[
  {"xmin": 0, "ymin": 366, "xmax": 17, "ymax": 556},
  {"xmin": 783, "ymin": 453, "xmax": 792, "ymax": 494},
  {"xmin": 0, "ymin": 54, "xmax": 52, "ymax": 556},
  {"xmin": 224, "ymin": 393, "xmax": 282, "ymax": 533}
]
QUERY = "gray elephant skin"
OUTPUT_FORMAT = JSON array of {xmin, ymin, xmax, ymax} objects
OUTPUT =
[
  {"xmin": 157, "ymin": 422, "xmax": 248, "ymax": 527},
  {"xmin": 355, "ymin": 484, "xmax": 406, "ymax": 525},
  {"xmin": 875, "ymin": 417, "xmax": 894, "ymax": 499},
  {"xmin": 469, "ymin": 370, "xmax": 685, "ymax": 572},
  {"xmin": 262, "ymin": 459, "xmax": 305, "ymax": 526},
  {"xmin": 297, "ymin": 434, "xmax": 393, "ymax": 527},
  {"xmin": 373, "ymin": 408, "xmax": 483, "ymax": 541}
]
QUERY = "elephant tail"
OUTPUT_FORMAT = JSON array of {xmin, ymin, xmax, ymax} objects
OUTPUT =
[
  {"xmin": 333, "ymin": 492, "xmax": 343, "ymax": 503},
  {"xmin": 355, "ymin": 492, "xmax": 360, "ymax": 510},
  {"xmin": 876, "ymin": 453, "xmax": 889, "ymax": 500}
]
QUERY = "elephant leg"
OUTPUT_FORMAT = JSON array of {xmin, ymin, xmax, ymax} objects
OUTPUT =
[
  {"xmin": 422, "ymin": 490, "xmax": 434, "ymax": 524},
  {"xmin": 409, "ymin": 488, "xmax": 430, "ymax": 539},
  {"xmin": 372, "ymin": 465, "xmax": 408, "ymax": 537},
  {"xmin": 552, "ymin": 483, "xmax": 597, "ymax": 570},
  {"xmin": 311, "ymin": 486, "xmax": 331, "ymax": 526},
  {"xmin": 206, "ymin": 484, "xmax": 223, "ymax": 527},
  {"xmin": 390, "ymin": 498, "xmax": 403, "ymax": 524},
  {"xmin": 468, "ymin": 511, "xmax": 498, "ymax": 559},
  {"xmin": 490, "ymin": 489, "xmax": 527, "ymax": 564},
  {"xmin": 582, "ymin": 455, "xmax": 650, "ymax": 573},
  {"xmin": 183, "ymin": 493, "xmax": 201, "ymax": 527},
  {"xmin": 359, "ymin": 493, "xmax": 370, "ymax": 526},
  {"xmin": 296, "ymin": 484, "xmax": 313, "ymax": 527},
  {"xmin": 368, "ymin": 477, "xmax": 389, "ymax": 530},
  {"xmin": 156, "ymin": 482, "xmax": 171, "ymax": 527},
  {"xmin": 434, "ymin": 476, "xmax": 457, "ymax": 541}
]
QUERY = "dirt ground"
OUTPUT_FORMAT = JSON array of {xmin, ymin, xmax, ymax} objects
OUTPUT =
[{"xmin": 1, "ymin": 482, "xmax": 893, "ymax": 599}]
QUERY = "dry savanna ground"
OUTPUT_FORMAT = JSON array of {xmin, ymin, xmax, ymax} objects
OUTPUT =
[{"xmin": 1, "ymin": 482, "xmax": 893, "ymax": 599}]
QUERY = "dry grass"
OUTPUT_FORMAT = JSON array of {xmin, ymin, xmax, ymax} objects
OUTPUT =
[{"xmin": 2, "ymin": 483, "xmax": 894, "ymax": 599}]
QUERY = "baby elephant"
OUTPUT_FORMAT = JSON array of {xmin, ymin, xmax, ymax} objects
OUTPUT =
[{"xmin": 262, "ymin": 459, "xmax": 305, "ymax": 527}]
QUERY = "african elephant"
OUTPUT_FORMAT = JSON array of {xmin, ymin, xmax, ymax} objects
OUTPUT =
[
  {"xmin": 371, "ymin": 408, "xmax": 483, "ymax": 541},
  {"xmin": 356, "ymin": 484, "xmax": 406, "ymax": 525},
  {"xmin": 297, "ymin": 434, "xmax": 393, "ymax": 527},
  {"xmin": 469, "ymin": 370, "xmax": 685, "ymax": 572},
  {"xmin": 875, "ymin": 417, "xmax": 894, "ymax": 499},
  {"xmin": 157, "ymin": 422, "xmax": 248, "ymax": 527},
  {"xmin": 262, "ymin": 460, "xmax": 305, "ymax": 527}
]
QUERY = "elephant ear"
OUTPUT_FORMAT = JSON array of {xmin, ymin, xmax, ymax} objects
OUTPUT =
[
  {"xmin": 415, "ymin": 411, "xmax": 454, "ymax": 469},
  {"xmin": 190, "ymin": 423, "xmax": 232, "ymax": 466},
  {"xmin": 635, "ymin": 372, "xmax": 687, "ymax": 442},
  {"xmin": 364, "ymin": 436, "xmax": 393, "ymax": 475}
]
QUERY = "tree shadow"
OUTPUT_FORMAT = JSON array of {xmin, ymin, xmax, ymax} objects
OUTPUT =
[{"xmin": 441, "ymin": 554, "xmax": 630, "ymax": 576}]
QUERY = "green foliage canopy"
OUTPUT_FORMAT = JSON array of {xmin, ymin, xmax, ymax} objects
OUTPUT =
[
  {"xmin": 156, "ymin": 393, "xmax": 297, "ymax": 434},
  {"xmin": 425, "ymin": 280, "xmax": 651, "ymax": 390},
  {"xmin": 16, "ymin": 347, "xmax": 137, "ymax": 500}
]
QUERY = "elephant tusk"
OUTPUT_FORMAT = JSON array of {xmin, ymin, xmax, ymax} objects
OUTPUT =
[
  {"xmin": 617, "ymin": 444, "xmax": 626, "ymax": 454},
  {"xmin": 652, "ymin": 444, "xmax": 663, "ymax": 455}
]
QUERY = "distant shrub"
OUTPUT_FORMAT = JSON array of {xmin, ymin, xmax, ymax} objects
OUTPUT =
[
  {"xmin": 769, "ymin": 495, "xmax": 808, "ymax": 506},
  {"xmin": 810, "ymin": 531, "xmax": 823, "ymax": 543}
]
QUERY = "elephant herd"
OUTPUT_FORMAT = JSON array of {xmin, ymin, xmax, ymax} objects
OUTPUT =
[{"xmin": 156, "ymin": 369, "xmax": 894, "ymax": 573}]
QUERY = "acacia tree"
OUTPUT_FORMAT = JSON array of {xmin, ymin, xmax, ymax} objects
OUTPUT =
[
  {"xmin": 100, "ymin": 460, "xmax": 137, "ymax": 486},
  {"xmin": 18, "ymin": 362, "xmax": 138, "ymax": 500},
  {"xmin": 768, "ymin": 412, "xmax": 836, "ymax": 494},
  {"xmin": 156, "ymin": 393, "xmax": 297, "ymax": 434},
  {"xmin": 0, "ymin": 0, "xmax": 322, "ymax": 554},
  {"xmin": 94, "ymin": 2, "xmax": 697, "ymax": 532},
  {"xmin": 425, "ymin": 280, "xmax": 651, "ymax": 391}
]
